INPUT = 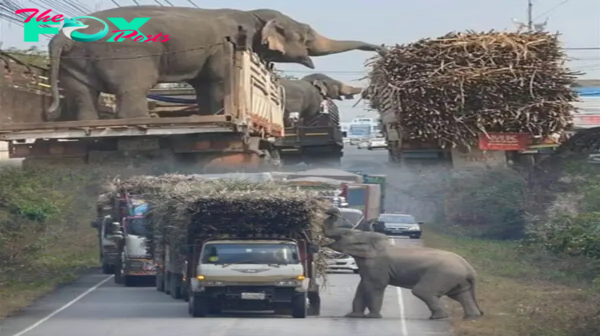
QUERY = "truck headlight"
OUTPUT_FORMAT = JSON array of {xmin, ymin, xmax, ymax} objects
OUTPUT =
[{"xmin": 275, "ymin": 280, "xmax": 301, "ymax": 286}]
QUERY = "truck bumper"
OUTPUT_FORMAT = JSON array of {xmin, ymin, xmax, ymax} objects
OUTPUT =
[
  {"xmin": 195, "ymin": 286, "xmax": 300, "ymax": 310},
  {"xmin": 124, "ymin": 259, "xmax": 157, "ymax": 276}
]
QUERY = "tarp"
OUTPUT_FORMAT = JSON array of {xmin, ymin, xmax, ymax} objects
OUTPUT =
[{"xmin": 573, "ymin": 87, "xmax": 600, "ymax": 97}]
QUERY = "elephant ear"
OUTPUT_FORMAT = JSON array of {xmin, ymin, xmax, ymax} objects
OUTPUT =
[
  {"xmin": 311, "ymin": 80, "xmax": 328, "ymax": 97},
  {"xmin": 335, "ymin": 231, "xmax": 388, "ymax": 259},
  {"xmin": 261, "ymin": 19, "xmax": 287, "ymax": 54}
]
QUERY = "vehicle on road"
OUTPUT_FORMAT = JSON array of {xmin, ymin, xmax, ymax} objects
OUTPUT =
[
  {"xmin": 357, "ymin": 139, "xmax": 370, "ymax": 149},
  {"xmin": 368, "ymin": 137, "xmax": 387, "ymax": 150},
  {"xmin": 374, "ymin": 213, "xmax": 423, "ymax": 239},
  {"xmin": 324, "ymin": 249, "xmax": 358, "ymax": 273}
]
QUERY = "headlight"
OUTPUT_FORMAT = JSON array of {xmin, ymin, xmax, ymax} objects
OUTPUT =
[
  {"xmin": 275, "ymin": 280, "xmax": 302, "ymax": 286},
  {"xmin": 408, "ymin": 226, "xmax": 420, "ymax": 231}
]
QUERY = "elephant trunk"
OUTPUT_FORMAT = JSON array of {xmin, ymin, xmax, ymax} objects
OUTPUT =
[
  {"xmin": 322, "ymin": 208, "xmax": 344, "ymax": 239},
  {"xmin": 308, "ymin": 30, "xmax": 384, "ymax": 56},
  {"xmin": 340, "ymin": 84, "xmax": 363, "ymax": 96},
  {"xmin": 46, "ymin": 37, "xmax": 73, "ymax": 119}
]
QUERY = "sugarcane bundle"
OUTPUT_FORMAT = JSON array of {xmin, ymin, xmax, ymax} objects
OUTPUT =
[
  {"xmin": 102, "ymin": 174, "xmax": 332, "ymax": 280},
  {"xmin": 364, "ymin": 31, "xmax": 580, "ymax": 148}
]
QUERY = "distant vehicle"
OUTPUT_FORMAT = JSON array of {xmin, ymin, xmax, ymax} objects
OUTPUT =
[
  {"xmin": 368, "ymin": 138, "xmax": 387, "ymax": 150},
  {"xmin": 347, "ymin": 123, "xmax": 373, "ymax": 144},
  {"xmin": 324, "ymin": 249, "xmax": 358, "ymax": 273},
  {"xmin": 374, "ymin": 213, "xmax": 422, "ymax": 239},
  {"xmin": 357, "ymin": 139, "xmax": 370, "ymax": 149}
]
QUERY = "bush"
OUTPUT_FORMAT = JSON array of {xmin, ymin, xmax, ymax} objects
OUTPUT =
[
  {"xmin": 442, "ymin": 167, "xmax": 528, "ymax": 239},
  {"xmin": 0, "ymin": 165, "xmax": 103, "ymax": 317}
]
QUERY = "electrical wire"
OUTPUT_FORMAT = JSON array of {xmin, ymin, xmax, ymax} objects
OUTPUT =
[{"xmin": 533, "ymin": 0, "xmax": 574, "ymax": 21}]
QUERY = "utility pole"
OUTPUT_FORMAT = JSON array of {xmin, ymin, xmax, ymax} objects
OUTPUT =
[{"xmin": 527, "ymin": 0, "xmax": 533, "ymax": 31}]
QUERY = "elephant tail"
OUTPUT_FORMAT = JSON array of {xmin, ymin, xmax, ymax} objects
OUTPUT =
[
  {"xmin": 46, "ymin": 37, "xmax": 73, "ymax": 117},
  {"xmin": 467, "ymin": 275, "xmax": 484, "ymax": 316}
]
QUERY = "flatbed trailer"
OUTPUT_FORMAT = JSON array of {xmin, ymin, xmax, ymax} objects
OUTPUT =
[{"xmin": 0, "ymin": 36, "xmax": 285, "ymax": 171}]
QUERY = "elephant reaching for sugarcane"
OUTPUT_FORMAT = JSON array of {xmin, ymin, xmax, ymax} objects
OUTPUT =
[
  {"xmin": 280, "ymin": 73, "xmax": 362, "ymax": 125},
  {"xmin": 46, "ymin": 6, "xmax": 386, "ymax": 121},
  {"xmin": 322, "ymin": 208, "xmax": 484, "ymax": 320}
]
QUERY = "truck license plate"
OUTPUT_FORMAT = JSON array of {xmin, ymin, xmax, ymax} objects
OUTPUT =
[
  {"xmin": 118, "ymin": 138, "xmax": 160, "ymax": 151},
  {"xmin": 241, "ymin": 292, "xmax": 265, "ymax": 300}
]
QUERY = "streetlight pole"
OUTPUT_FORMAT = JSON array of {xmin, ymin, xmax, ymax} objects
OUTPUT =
[{"xmin": 527, "ymin": 0, "xmax": 533, "ymax": 31}]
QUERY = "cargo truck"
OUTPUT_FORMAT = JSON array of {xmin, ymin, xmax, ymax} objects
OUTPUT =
[
  {"xmin": 274, "ymin": 99, "xmax": 343, "ymax": 167},
  {"xmin": 94, "ymin": 190, "xmax": 155, "ymax": 286},
  {"xmin": 0, "ymin": 34, "xmax": 285, "ymax": 172}
]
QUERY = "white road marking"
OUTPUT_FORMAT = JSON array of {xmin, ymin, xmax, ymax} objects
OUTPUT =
[
  {"xmin": 10, "ymin": 275, "xmax": 114, "ymax": 336},
  {"xmin": 389, "ymin": 238, "xmax": 409, "ymax": 336}
]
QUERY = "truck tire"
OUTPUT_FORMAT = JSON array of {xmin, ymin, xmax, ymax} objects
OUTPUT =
[
  {"xmin": 291, "ymin": 293, "xmax": 307, "ymax": 318},
  {"xmin": 124, "ymin": 275, "xmax": 136, "ymax": 287},
  {"xmin": 114, "ymin": 261, "xmax": 124, "ymax": 285},
  {"xmin": 169, "ymin": 274, "xmax": 182, "ymax": 300},
  {"xmin": 164, "ymin": 271, "xmax": 171, "ymax": 295},
  {"xmin": 156, "ymin": 273, "xmax": 165, "ymax": 292},
  {"xmin": 189, "ymin": 294, "xmax": 209, "ymax": 317},
  {"xmin": 307, "ymin": 292, "xmax": 321, "ymax": 316},
  {"xmin": 101, "ymin": 262, "xmax": 114, "ymax": 275}
]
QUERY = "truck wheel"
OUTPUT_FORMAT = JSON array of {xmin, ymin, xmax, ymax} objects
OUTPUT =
[
  {"xmin": 189, "ymin": 294, "xmax": 209, "ymax": 318},
  {"xmin": 124, "ymin": 276, "xmax": 136, "ymax": 287},
  {"xmin": 307, "ymin": 292, "xmax": 321, "ymax": 316},
  {"xmin": 114, "ymin": 263, "xmax": 124, "ymax": 285},
  {"xmin": 291, "ymin": 293, "xmax": 307, "ymax": 318},
  {"xmin": 156, "ymin": 273, "xmax": 165, "ymax": 292},
  {"xmin": 101, "ymin": 262, "xmax": 114, "ymax": 275},
  {"xmin": 164, "ymin": 272, "xmax": 171, "ymax": 295},
  {"xmin": 182, "ymin": 284, "xmax": 190, "ymax": 302},
  {"xmin": 170, "ymin": 274, "xmax": 182, "ymax": 300}
]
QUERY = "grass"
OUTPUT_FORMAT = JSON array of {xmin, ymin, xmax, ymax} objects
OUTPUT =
[
  {"xmin": 0, "ymin": 224, "xmax": 98, "ymax": 318},
  {"xmin": 423, "ymin": 229, "xmax": 600, "ymax": 336}
]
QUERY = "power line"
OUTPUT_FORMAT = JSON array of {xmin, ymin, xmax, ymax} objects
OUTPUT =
[{"xmin": 534, "ymin": 0, "xmax": 573, "ymax": 21}]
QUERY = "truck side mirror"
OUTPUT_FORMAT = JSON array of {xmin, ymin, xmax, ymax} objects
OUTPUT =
[
  {"xmin": 307, "ymin": 244, "xmax": 319, "ymax": 254},
  {"xmin": 91, "ymin": 220, "xmax": 99, "ymax": 228}
]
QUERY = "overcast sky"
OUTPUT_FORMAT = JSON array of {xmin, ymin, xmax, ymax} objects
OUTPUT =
[{"xmin": 1, "ymin": 0, "xmax": 598, "ymax": 122}]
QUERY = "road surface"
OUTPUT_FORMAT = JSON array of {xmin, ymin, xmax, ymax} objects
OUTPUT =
[{"xmin": 0, "ymin": 146, "xmax": 453, "ymax": 336}]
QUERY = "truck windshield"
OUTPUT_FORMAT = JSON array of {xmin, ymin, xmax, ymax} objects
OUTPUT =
[
  {"xmin": 125, "ymin": 217, "xmax": 148, "ymax": 236},
  {"xmin": 336, "ymin": 210, "xmax": 363, "ymax": 229},
  {"xmin": 202, "ymin": 243, "xmax": 300, "ymax": 265},
  {"xmin": 348, "ymin": 125, "xmax": 372, "ymax": 136}
]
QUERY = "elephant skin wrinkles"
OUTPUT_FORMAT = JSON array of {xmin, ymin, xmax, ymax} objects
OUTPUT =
[
  {"xmin": 45, "ymin": 6, "xmax": 385, "ymax": 122},
  {"xmin": 323, "ymin": 207, "xmax": 484, "ymax": 320}
]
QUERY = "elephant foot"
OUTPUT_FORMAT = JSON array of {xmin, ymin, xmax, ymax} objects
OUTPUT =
[
  {"xmin": 344, "ymin": 312, "xmax": 366, "ymax": 318},
  {"xmin": 429, "ymin": 311, "xmax": 449, "ymax": 320},
  {"xmin": 463, "ymin": 314, "xmax": 483, "ymax": 321},
  {"xmin": 365, "ymin": 312, "xmax": 383, "ymax": 318}
]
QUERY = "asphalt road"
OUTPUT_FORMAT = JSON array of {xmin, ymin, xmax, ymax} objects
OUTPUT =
[{"xmin": 0, "ymin": 146, "xmax": 452, "ymax": 336}]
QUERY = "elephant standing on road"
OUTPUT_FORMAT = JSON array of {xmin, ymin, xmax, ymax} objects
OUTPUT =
[
  {"xmin": 280, "ymin": 73, "xmax": 362, "ymax": 125},
  {"xmin": 46, "ymin": 6, "xmax": 386, "ymax": 121},
  {"xmin": 322, "ymin": 208, "xmax": 484, "ymax": 320}
]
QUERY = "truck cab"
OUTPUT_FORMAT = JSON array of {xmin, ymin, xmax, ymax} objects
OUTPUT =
[{"xmin": 189, "ymin": 238, "xmax": 314, "ymax": 318}]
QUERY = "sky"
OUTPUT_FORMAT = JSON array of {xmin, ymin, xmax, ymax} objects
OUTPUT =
[{"xmin": 1, "ymin": 0, "xmax": 599, "ymax": 122}]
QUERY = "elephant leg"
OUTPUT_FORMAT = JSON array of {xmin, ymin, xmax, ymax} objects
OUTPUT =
[
  {"xmin": 192, "ymin": 81, "xmax": 211, "ymax": 116},
  {"xmin": 201, "ymin": 45, "xmax": 232, "ymax": 116},
  {"xmin": 56, "ymin": 75, "xmax": 100, "ymax": 121},
  {"xmin": 96, "ymin": 59, "xmax": 157, "ymax": 119},
  {"xmin": 345, "ymin": 279, "xmax": 367, "ymax": 318},
  {"xmin": 411, "ymin": 281, "xmax": 448, "ymax": 320},
  {"xmin": 447, "ymin": 289, "xmax": 483, "ymax": 320},
  {"xmin": 363, "ymin": 281, "xmax": 385, "ymax": 318}
]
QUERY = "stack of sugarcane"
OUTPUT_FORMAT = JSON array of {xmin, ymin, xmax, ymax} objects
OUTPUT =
[
  {"xmin": 363, "ymin": 31, "xmax": 580, "ymax": 148},
  {"xmin": 102, "ymin": 174, "xmax": 331, "ymax": 280}
]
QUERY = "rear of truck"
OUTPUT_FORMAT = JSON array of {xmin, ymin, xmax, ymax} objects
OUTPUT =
[
  {"xmin": 0, "ymin": 39, "xmax": 285, "ymax": 172},
  {"xmin": 274, "ymin": 99, "xmax": 343, "ymax": 166}
]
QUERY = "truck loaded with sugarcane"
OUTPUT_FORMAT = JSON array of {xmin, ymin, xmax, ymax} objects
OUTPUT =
[
  {"xmin": 104, "ymin": 174, "xmax": 330, "ymax": 318},
  {"xmin": 363, "ymin": 31, "xmax": 580, "ymax": 168}
]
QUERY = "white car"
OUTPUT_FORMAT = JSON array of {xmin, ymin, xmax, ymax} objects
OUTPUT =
[
  {"xmin": 324, "ymin": 249, "xmax": 358, "ymax": 273},
  {"xmin": 357, "ymin": 140, "xmax": 370, "ymax": 149},
  {"xmin": 367, "ymin": 137, "xmax": 387, "ymax": 150}
]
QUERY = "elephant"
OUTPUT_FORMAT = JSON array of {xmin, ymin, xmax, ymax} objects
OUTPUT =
[
  {"xmin": 322, "ymin": 207, "xmax": 484, "ymax": 320},
  {"xmin": 46, "ymin": 6, "xmax": 387, "ymax": 121},
  {"xmin": 280, "ymin": 73, "xmax": 362, "ymax": 125}
]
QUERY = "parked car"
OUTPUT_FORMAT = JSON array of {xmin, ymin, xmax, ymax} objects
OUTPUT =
[
  {"xmin": 324, "ymin": 248, "xmax": 359, "ymax": 273},
  {"xmin": 373, "ymin": 213, "xmax": 422, "ymax": 239},
  {"xmin": 367, "ymin": 137, "xmax": 387, "ymax": 150},
  {"xmin": 357, "ymin": 139, "xmax": 370, "ymax": 149}
]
